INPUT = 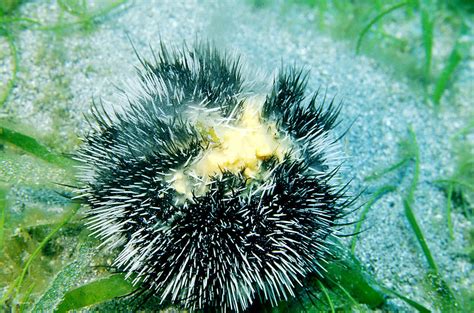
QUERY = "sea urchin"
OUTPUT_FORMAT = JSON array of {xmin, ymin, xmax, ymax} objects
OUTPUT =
[{"xmin": 75, "ymin": 42, "xmax": 350, "ymax": 312}]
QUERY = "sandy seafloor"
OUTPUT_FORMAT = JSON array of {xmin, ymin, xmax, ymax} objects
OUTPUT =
[{"xmin": 1, "ymin": 0, "xmax": 473, "ymax": 312}]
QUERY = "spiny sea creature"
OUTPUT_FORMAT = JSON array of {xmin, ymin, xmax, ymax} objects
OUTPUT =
[{"xmin": 75, "ymin": 42, "xmax": 351, "ymax": 312}]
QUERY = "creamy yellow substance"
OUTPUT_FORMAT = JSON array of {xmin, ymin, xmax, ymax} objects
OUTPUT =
[{"xmin": 170, "ymin": 97, "xmax": 289, "ymax": 198}]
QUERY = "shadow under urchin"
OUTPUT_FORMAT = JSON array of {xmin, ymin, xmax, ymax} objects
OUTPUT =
[{"xmin": 74, "ymin": 41, "xmax": 352, "ymax": 312}]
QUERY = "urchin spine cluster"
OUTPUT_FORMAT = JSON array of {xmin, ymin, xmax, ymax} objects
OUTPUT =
[{"xmin": 75, "ymin": 42, "xmax": 350, "ymax": 312}]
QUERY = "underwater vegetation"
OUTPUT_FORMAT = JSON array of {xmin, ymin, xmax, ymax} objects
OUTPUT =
[
  {"xmin": 273, "ymin": 0, "xmax": 472, "ymax": 108},
  {"xmin": 0, "ymin": 0, "xmax": 472, "ymax": 312}
]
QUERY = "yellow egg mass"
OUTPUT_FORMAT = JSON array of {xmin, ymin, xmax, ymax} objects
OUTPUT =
[{"xmin": 170, "ymin": 97, "xmax": 289, "ymax": 197}]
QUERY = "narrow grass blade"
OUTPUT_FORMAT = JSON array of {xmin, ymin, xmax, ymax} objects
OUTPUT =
[
  {"xmin": 364, "ymin": 158, "xmax": 409, "ymax": 181},
  {"xmin": 0, "ymin": 16, "xmax": 41, "ymax": 25},
  {"xmin": 0, "ymin": 184, "xmax": 7, "ymax": 251},
  {"xmin": 19, "ymin": 283, "xmax": 35, "ymax": 313},
  {"xmin": 403, "ymin": 199, "xmax": 438, "ymax": 274},
  {"xmin": 401, "ymin": 128, "xmax": 436, "ymax": 270},
  {"xmin": 446, "ymin": 184, "xmax": 454, "ymax": 239},
  {"xmin": 316, "ymin": 280, "xmax": 335, "ymax": 313},
  {"xmin": 351, "ymin": 185, "xmax": 397, "ymax": 254},
  {"xmin": 334, "ymin": 282, "xmax": 360, "ymax": 307},
  {"xmin": 432, "ymin": 46, "xmax": 462, "ymax": 106},
  {"xmin": 356, "ymin": 2, "xmax": 408, "ymax": 54},
  {"xmin": 406, "ymin": 127, "xmax": 419, "ymax": 205},
  {"xmin": 379, "ymin": 286, "xmax": 430, "ymax": 313},
  {"xmin": 434, "ymin": 179, "xmax": 474, "ymax": 191},
  {"xmin": 0, "ymin": 126, "xmax": 75, "ymax": 169},
  {"xmin": 420, "ymin": 4, "xmax": 433, "ymax": 80},
  {"xmin": 54, "ymin": 274, "xmax": 136, "ymax": 313}
]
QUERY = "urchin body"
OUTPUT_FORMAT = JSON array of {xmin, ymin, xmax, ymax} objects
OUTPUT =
[{"xmin": 75, "ymin": 43, "xmax": 349, "ymax": 312}]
